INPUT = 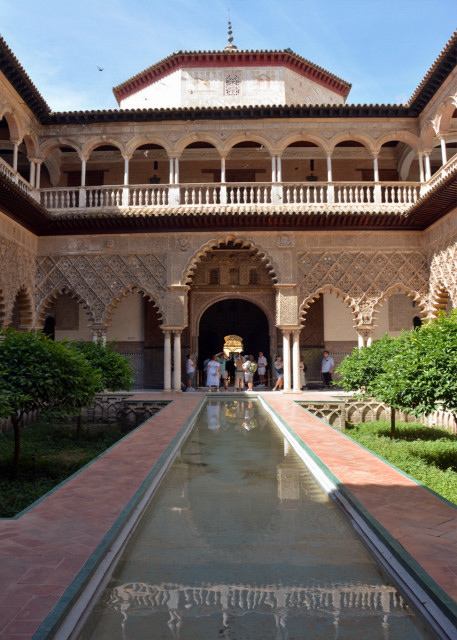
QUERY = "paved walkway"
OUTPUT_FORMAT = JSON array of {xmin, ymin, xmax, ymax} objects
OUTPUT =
[{"xmin": 0, "ymin": 390, "xmax": 456, "ymax": 638}]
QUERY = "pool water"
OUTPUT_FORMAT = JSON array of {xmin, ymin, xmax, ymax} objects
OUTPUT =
[{"xmin": 76, "ymin": 399, "xmax": 436, "ymax": 639}]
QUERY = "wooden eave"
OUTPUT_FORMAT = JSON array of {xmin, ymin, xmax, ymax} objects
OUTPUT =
[{"xmin": 0, "ymin": 174, "xmax": 54, "ymax": 234}]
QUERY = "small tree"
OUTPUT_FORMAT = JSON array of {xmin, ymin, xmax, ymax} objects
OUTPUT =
[
  {"xmin": 336, "ymin": 334, "xmax": 401, "ymax": 438},
  {"xmin": 374, "ymin": 310, "xmax": 457, "ymax": 427},
  {"xmin": 0, "ymin": 329, "xmax": 101, "ymax": 471},
  {"xmin": 70, "ymin": 341, "xmax": 133, "ymax": 391}
]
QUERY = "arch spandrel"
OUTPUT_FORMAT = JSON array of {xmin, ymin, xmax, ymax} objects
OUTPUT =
[
  {"xmin": 180, "ymin": 235, "xmax": 280, "ymax": 286},
  {"xmin": 297, "ymin": 250, "xmax": 428, "ymax": 326}
]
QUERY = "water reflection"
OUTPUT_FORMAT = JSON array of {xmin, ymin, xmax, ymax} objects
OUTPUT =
[{"xmin": 77, "ymin": 400, "xmax": 435, "ymax": 640}]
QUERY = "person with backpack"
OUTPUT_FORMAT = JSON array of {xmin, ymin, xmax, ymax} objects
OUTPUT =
[{"xmin": 242, "ymin": 355, "xmax": 256, "ymax": 392}]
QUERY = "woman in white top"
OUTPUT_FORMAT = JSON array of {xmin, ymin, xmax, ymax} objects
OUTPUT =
[{"xmin": 206, "ymin": 356, "xmax": 220, "ymax": 391}]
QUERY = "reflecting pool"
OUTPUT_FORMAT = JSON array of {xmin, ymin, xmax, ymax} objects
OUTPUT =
[{"xmin": 77, "ymin": 399, "xmax": 436, "ymax": 639}]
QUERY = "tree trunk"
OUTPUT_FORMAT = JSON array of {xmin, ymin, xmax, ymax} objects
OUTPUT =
[
  {"xmin": 76, "ymin": 413, "xmax": 82, "ymax": 438},
  {"xmin": 390, "ymin": 406, "xmax": 396, "ymax": 440},
  {"xmin": 12, "ymin": 413, "xmax": 22, "ymax": 474}
]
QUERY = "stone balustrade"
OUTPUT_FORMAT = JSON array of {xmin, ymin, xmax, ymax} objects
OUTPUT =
[{"xmin": 39, "ymin": 180, "xmax": 424, "ymax": 214}]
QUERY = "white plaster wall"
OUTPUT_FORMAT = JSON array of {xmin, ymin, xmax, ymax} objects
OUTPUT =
[
  {"xmin": 323, "ymin": 294, "xmax": 356, "ymax": 341},
  {"xmin": 119, "ymin": 65, "xmax": 344, "ymax": 109},
  {"xmin": 372, "ymin": 303, "xmax": 390, "ymax": 340},
  {"xmin": 55, "ymin": 306, "xmax": 92, "ymax": 341},
  {"xmin": 284, "ymin": 68, "xmax": 344, "ymax": 105},
  {"xmin": 119, "ymin": 70, "xmax": 182, "ymax": 109},
  {"xmin": 107, "ymin": 292, "xmax": 144, "ymax": 341}
]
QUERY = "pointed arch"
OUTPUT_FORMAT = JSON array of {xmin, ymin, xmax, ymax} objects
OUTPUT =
[
  {"xmin": 299, "ymin": 285, "xmax": 357, "ymax": 323},
  {"xmin": 105, "ymin": 285, "xmax": 163, "ymax": 325},
  {"xmin": 37, "ymin": 286, "xmax": 95, "ymax": 328},
  {"xmin": 181, "ymin": 235, "xmax": 279, "ymax": 285},
  {"xmin": 372, "ymin": 284, "xmax": 427, "ymax": 323}
]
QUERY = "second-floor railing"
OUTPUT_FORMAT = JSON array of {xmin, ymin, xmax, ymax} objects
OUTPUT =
[{"xmin": 40, "ymin": 181, "xmax": 424, "ymax": 212}]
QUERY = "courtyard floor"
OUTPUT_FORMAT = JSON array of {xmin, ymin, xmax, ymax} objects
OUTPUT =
[{"xmin": 0, "ymin": 389, "xmax": 456, "ymax": 638}]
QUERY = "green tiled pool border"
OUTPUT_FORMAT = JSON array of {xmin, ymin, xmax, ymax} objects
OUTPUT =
[
  {"xmin": 31, "ymin": 396, "xmax": 206, "ymax": 640},
  {"xmin": 259, "ymin": 395, "xmax": 457, "ymax": 636}
]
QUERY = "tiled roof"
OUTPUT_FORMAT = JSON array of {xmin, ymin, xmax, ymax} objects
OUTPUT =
[
  {"xmin": 408, "ymin": 29, "xmax": 457, "ymax": 110},
  {"xmin": 0, "ymin": 34, "xmax": 50, "ymax": 120}
]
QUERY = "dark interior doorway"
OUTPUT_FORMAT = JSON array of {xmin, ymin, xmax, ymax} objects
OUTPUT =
[{"xmin": 198, "ymin": 299, "xmax": 270, "ymax": 367}]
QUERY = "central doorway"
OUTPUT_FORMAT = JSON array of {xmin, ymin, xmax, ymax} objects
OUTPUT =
[{"xmin": 198, "ymin": 299, "xmax": 270, "ymax": 367}]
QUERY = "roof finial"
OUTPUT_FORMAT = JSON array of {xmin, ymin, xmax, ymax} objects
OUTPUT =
[{"xmin": 225, "ymin": 10, "xmax": 238, "ymax": 52}]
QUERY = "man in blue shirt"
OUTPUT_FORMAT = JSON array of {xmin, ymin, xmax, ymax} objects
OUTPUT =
[{"xmin": 321, "ymin": 351, "xmax": 334, "ymax": 388}]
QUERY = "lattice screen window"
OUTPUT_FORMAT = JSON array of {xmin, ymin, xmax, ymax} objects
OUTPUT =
[
  {"xmin": 209, "ymin": 268, "xmax": 220, "ymax": 285},
  {"xmin": 249, "ymin": 269, "xmax": 259, "ymax": 285},
  {"xmin": 225, "ymin": 73, "xmax": 241, "ymax": 96}
]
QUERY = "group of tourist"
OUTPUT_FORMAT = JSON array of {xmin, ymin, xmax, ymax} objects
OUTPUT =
[{"xmin": 184, "ymin": 349, "xmax": 335, "ymax": 391}]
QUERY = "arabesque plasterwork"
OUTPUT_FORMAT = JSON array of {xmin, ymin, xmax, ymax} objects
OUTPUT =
[
  {"xmin": 0, "ymin": 237, "xmax": 36, "ymax": 326},
  {"xmin": 429, "ymin": 239, "xmax": 457, "ymax": 312},
  {"xmin": 36, "ymin": 253, "xmax": 167, "ymax": 325},
  {"xmin": 297, "ymin": 250, "xmax": 429, "ymax": 325}
]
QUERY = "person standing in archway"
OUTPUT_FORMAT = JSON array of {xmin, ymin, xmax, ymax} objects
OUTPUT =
[
  {"xmin": 217, "ymin": 352, "xmax": 229, "ymax": 391},
  {"xmin": 272, "ymin": 355, "xmax": 284, "ymax": 391},
  {"xmin": 206, "ymin": 355, "xmax": 220, "ymax": 392},
  {"xmin": 257, "ymin": 352, "xmax": 267, "ymax": 387},
  {"xmin": 321, "ymin": 350, "xmax": 334, "ymax": 389},
  {"xmin": 234, "ymin": 354, "xmax": 245, "ymax": 391}
]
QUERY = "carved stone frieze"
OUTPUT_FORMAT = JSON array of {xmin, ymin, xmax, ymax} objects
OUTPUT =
[
  {"xmin": 297, "ymin": 250, "xmax": 428, "ymax": 325},
  {"xmin": 429, "ymin": 237, "xmax": 457, "ymax": 312},
  {"xmin": 0, "ymin": 237, "xmax": 36, "ymax": 325},
  {"xmin": 275, "ymin": 286, "xmax": 299, "ymax": 325},
  {"xmin": 36, "ymin": 253, "xmax": 167, "ymax": 324}
]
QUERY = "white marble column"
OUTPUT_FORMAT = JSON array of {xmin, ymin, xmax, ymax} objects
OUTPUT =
[
  {"xmin": 123, "ymin": 156, "xmax": 130, "ymax": 185},
  {"xmin": 418, "ymin": 154, "xmax": 425, "ymax": 183},
  {"xmin": 292, "ymin": 330, "xmax": 301, "ymax": 392},
  {"xmin": 373, "ymin": 155, "xmax": 379, "ymax": 182},
  {"xmin": 81, "ymin": 158, "xmax": 87, "ymax": 186},
  {"xmin": 12, "ymin": 141, "xmax": 19, "ymax": 172},
  {"xmin": 174, "ymin": 157, "xmax": 180, "ymax": 184},
  {"xmin": 282, "ymin": 330, "xmax": 291, "ymax": 391},
  {"xmin": 169, "ymin": 158, "xmax": 174, "ymax": 184},
  {"xmin": 29, "ymin": 160, "xmax": 36, "ymax": 187},
  {"xmin": 173, "ymin": 330, "xmax": 182, "ymax": 391},
  {"xmin": 163, "ymin": 330, "xmax": 172, "ymax": 391},
  {"xmin": 326, "ymin": 155, "xmax": 333, "ymax": 182},
  {"xmin": 276, "ymin": 156, "xmax": 282, "ymax": 182},
  {"xmin": 424, "ymin": 154, "xmax": 431, "ymax": 181},
  {"xmin": 221, "ymin": 156, "xmax": 226, "ymax": 182},
  {"xmin": 271, "ymin": 156, "xmax": 277, "ymax": 182},
  {"xmin": 35, "ymin": 160, "xmax": 42, "ymax": 189},
  {"xmin": 440, "ymin": 138, "xmax": 447, "ymax": 166}
]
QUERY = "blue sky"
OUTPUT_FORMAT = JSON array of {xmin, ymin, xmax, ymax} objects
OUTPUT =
[{"xmin": 1, "ymin": 0, "xmax": 455, "ymax": 111}]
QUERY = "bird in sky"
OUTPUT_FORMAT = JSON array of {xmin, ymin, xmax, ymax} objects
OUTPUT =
[{"xmin": 96, "ymin": 66, "xmax": 104, "ymax": 72}]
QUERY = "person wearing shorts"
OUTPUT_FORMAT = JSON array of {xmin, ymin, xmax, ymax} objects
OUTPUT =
[
  {"xmin": 217, "ymin": 352, "xmax": 228, "ymax": 391},
  {"xmin": 257, "ymin": 352, "xmax": 267, "ymax": 386},
  {"xmin": 243, "ymin": 355, "xmax": 255, "ymax": 392},
  {"xmin": 235, "ymin": 354, "xmax": 245, "ymax": 391}
]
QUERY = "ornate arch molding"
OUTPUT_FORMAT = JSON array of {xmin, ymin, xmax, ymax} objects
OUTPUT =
[
  {"xmin": 373, "ymin": 131, "xmax": 420, "ymax": 155},
  {"xmin": 36, "ymin": 253, "xmax": 167, "ymax": 327},
  {"xmin": 429, "ymin": 282, "xmax": 453, "ymax": 319},
  {"xmin": 429, "ymin": 242, "xmax": 457, "ymax": 315},
  {"xmin": 329, "ymin": 131, "xmax": 376, "ymax": 154},
  {"xmin": 436, "ymin": 97, "xmax": 457, "ymax": 135},
  {"xmin": 371, "ymin": 284, "xmax": 427, "ymax": 322},
  {"xmin": 299, "ymin": 286, "xmax": 357, "ymax": 323},
  {"xmin": 10, "ymin": 284, "xmax": 35, "ymax": 329},
  {"xmin": 192, "ymin": 292, "xmax": 276, "ymax": 338},
  {"xmin": 181, "ymin": 235, "xmax": 280, "ymax": 285},
  {"xmin": 0, "ymin": 238, "xmax": 35, "ymax": 327},
  {"xmin": 105, "ymin": 285, "xmax": 163, "ymax": 325},
  {"xmin": 37, "ymin": 286, "xmax": 94, "ymax": 328},
  {"xmin": 297, "ymin": 250, "xmax": 428, "ymax": 325},
  {"xmin": 40, "ymin": 139, "xmax": 82, "ymax": 161}
]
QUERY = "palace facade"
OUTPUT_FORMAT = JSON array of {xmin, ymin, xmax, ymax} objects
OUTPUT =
[{"xmin": 0, "ymin": 30, "xmax": 456, "ymax": 389}]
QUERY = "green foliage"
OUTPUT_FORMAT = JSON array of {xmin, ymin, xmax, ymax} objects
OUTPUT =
[
  {"xmin": 374, "ymin": 310, "xmax": 457, "ymax": 419},
  {"xmin": 70, "ymin": 341, "xmax": 133, "ymax": 392},
  {"xmin": 0, "ymin": 329, "xmax": 101, "ymax": 418},
  {"xmin": 345, "ymin": 421, "xmax": 457, "ymax": 505},
  {"xmin": 0, "ymin": 418, "xmax": 128, "ymax": 517},
  {"xmin": 336, "ymin": 334, "xmax": 397, "ymax": 396},
  {"xmin": 0, "ymin": 329, "xmax": 101, "ymax": 469}
]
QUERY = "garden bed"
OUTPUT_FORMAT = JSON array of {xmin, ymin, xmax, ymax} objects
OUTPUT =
[{"xmin": 344, "ymin": 420, "xmax": 457, "ymax": 506}]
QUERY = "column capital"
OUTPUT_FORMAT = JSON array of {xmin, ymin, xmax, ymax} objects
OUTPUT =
[{"xmin": 161, "ymin": 324, "xmax": 187, "ymax": 332}]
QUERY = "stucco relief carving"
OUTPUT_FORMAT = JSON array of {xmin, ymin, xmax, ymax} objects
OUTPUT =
[
  {"xmin": 36, "ymin": 253, "xmax": 167, "ymax": 324},
  {"xmin": 297, "ymin": 250, "xmax": 428, "ymax": 325},
  {"xmin": 0, "ymin": 238, "xmax": 36, "ymax": 325},
  {"xmin": 166, "ymin": 289, "xmax": 188, "ymax": 326},
  {"xmin": 275, "ymin": 287, "xmax": 298, "ymax": 326},
  {"xmin": 429, "ymin": 239, "xmax": 457, "ymax": 312}
]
